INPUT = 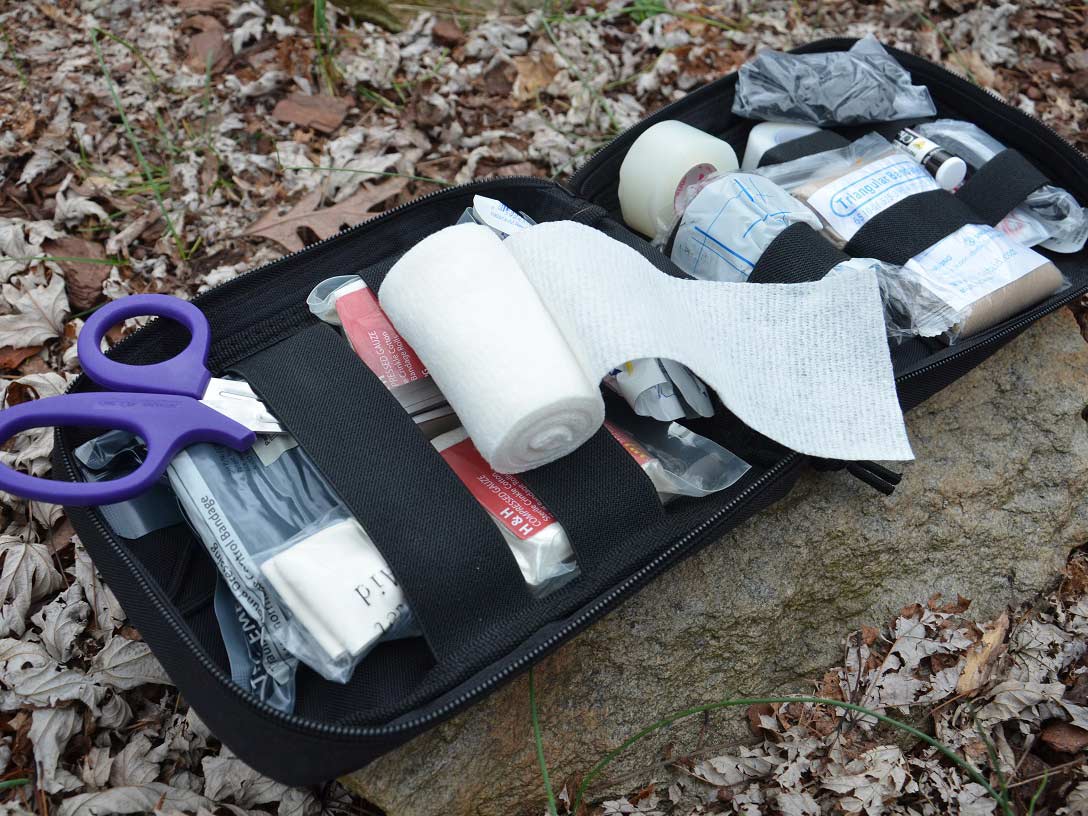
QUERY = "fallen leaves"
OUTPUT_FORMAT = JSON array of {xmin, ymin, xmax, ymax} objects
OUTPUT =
[
  {"xmin": 0, "ymin": 272, "xmax": 70, "ymax": 348},
  {"xmin": 245, "ymin": 177, "xmax": 407, "ymax": 252}
]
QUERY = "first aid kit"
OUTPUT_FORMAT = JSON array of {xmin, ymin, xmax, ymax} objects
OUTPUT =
[{"xmin": 27, "ymin": 39, "xmax": 1088, "ymax": 785}]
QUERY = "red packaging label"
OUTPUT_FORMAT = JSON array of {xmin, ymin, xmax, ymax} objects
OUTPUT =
[
  {"xmin": 605, "ymin": 421, "xmax": 653, "ymax": 466},
  {"xmin": 335, "ymin": 286, "xmax": 429, "ymax": 388},
  {"xmin": 440, "ymin": 438, "xmax": 556, "ymax": 540}
]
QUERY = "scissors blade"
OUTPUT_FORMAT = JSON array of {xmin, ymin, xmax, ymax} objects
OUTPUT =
[{"xmin": 200, "ymin": 378, "xmax": 285, "ymax": 435}]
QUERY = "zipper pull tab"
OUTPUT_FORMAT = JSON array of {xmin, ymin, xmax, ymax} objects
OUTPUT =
[{"xmin": 846, "ymin": 461, "xmax": 903, "ymax": 496}]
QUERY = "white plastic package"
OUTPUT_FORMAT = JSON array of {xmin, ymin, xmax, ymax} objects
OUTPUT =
[
  {"xmin": 916, "ymin": 119, "xmax": 1088, "ymax": 253},
  {"xmin": 732, "ymin": 36, "xmax": 936, "ymax": 126},
  {"xmin": 756, "ymin": 133, "xmax": 1067, "ymax": 341}
]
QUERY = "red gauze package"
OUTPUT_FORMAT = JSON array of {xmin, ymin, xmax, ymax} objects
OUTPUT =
[
  {"xmin": 432, "ymin": 420, "xmax": 751, "ymax": 592},
  {"xmin": 308, "ymin": 276, "xmax": 453, "ymax": 431}
]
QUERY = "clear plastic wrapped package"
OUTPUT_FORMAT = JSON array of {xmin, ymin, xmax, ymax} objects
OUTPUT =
[
  {"xmin": 916, "ymin": 119, "xmax": 1088, "ymax": 253},
  {"xmin": 164, "ymin": 396, "xmax": 753, "ymax": 682},
  {"xmin": 755, "ymin": 132, "xmax": 936, "ymax": 246},
  {"xmin": 166, "ymin": 438, "xmax": 372, "ymax": 683},
  {"xmin": 307, "ymin": 275, "xmax": 454, "ymax": 433},
  {"xmin": 876, "ymin": 223, "xmax": 1067, "ymax": 342},
  {"xmin": 732, "ymin": 35, "xmax": 936, "ymax": 126},
  {"xmin": 668, "ymin": 171, "xmax": 823, "ymax": 281},
  {"xmin": 431, "ymin": 421, "xmax": 751, "ymax": 593}
]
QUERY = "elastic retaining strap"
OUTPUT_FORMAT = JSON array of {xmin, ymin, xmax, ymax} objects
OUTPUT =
[
  {"xmin": 518, "ymin": 426, "xmax": 665, "ymax": 572},
  {"xmin": 955, "ymin": 149, "xmax": 1049, "ymax": 226},
  {"xmin": 844, "ymin": 189, "xmax": 984, "ymax": 266},
  {"xmin": 749, "ymin": 223, "xmax": 850, "ymax": 284},
  {"xmin": 233, "ymin": 323, "xmax": 532, "ymax": 661},
  {"xmin": 758, "ymin": 130, "xmax": 851, "ymax": 167}
]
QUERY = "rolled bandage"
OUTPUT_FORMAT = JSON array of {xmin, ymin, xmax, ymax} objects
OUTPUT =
[
  {"xmin": 618, "ymin": 121, "xmax": 739, "ymax": 239},
  {"xmin": 379, "ymin": 224, "xmax": 605, "ymax": 473}
]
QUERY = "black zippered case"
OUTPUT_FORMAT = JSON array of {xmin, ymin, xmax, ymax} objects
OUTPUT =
[{"xmin": 55, "ymin": 39, "xmax": 1088, "ymax": 784}]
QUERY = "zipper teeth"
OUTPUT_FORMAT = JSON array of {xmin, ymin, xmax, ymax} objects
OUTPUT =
[{"xmin": 58, "ymin": 44, "xmax": 1088, "ymax": 742}]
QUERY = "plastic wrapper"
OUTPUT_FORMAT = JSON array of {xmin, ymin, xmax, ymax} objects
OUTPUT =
[
  {"xmin": 166, "ymin": 437, "xmax": 373, "ymax": 682},
  {"xmin": 170, "ymin": 414, "xmax": 750, "ymax": 682},
  {"xmin": 877, "ymin": 223, "xmax": 1068, "ymax": 342},
  {"xmin": 755, "ymin": 134, "xmax": 1067, "ymax": 342},
  {"xmin": 307, "ymin": 275, "xmax": 455, "ymax": 434},
  {"xmin": 916, "ymin": 119, "xmax": 1088, "ymax": 253},
  {"xmin": 732, "ymin": 35, "xmax": 936, "ymax": 126},
  {"xmin": 74, "ymin": 431, "xmax": 183, "ymax": 538},
  {"xmin": 668, "ymin": 171, "xmax": 822, "ymax": 281},
  {"xmin": 604, "ymin": 359, "xmax": 713, "ymax": 421},
  {"xmin": 213, "ymin": 577, "xmax": 297, "ymax": 714},
  {"xmin": 754, "ymin": 132, "xmax": 935, "ymax": 246}
]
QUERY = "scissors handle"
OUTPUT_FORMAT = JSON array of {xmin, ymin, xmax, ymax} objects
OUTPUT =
[
  {"xmin": 79, "ymin": 295, "xmax": 212, "ymax": 400},
  {"xmin": 0, "ymin": 392, "xmax": 254, "ymax": 505}
]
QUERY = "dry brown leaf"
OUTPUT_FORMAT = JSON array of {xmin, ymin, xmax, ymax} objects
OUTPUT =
[
  {"xmin": 1040, "ymin": 719, "xmax": 1088, "ymax": 754},
  {"xmin": 513, "ymin": 53, "xmax": 558, "ymax": 105},
  {"xmin": 43, "ymin": 237, "xmax": 109, "ymax": 312},
  {"xmin": 0, "ymin": 346, "xmax": 42, "ymax": 371},
  {"xmin": 272, "ymin": 93, "xmax": 351, "ymax": 134},
  {"xmin": 245, "ymin": 178, "xmax": 408, "ymax": 253},
  {"xmin": 956, "ymin": 611, "xmax": 1009, "ymax": 695}
]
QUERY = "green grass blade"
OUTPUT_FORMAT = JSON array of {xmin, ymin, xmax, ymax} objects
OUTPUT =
[{"xmin": 530, "ymin": 668, "xmax": 558, "ymax": 816}]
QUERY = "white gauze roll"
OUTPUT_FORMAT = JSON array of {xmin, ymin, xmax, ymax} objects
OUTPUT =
[
  {"xmin": 618, "ymin": 120, "xmax": 739, "ymax": 239},
  {"xmin": 379, "ymin": 224, "xmax": 605, "ymax": 473}
]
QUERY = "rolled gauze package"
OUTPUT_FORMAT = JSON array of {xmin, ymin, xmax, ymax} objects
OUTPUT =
[
  {"xmin": 670, "ymin": 172, "xmax": 823, "ymax": 282},
  {"xmin": 379, "ymin": 224, "xmax": 605, "ymax": 473},
  {"xmin": 380, "ymin": 222, "xmax": 913, "ymax": 468},
  {"xmin": 618, "ymin": 120, "xmax": 739, "ymax": 240}
]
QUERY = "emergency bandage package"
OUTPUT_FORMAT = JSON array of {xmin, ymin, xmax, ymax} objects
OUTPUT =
[
  {"xmin": 757, "ymin": 133, "xmax": 1067, "ymax": 340},
  {"xmin": 167, "ymin": 438, "xmax": 372, "ymax": 683},
  {"xmin": 916, "ymin": 119, "xmax": 1088, "ymax": 254},
  {"xmin": 732, "ymin": 35, "xmax": 936, "ymax": 126}
]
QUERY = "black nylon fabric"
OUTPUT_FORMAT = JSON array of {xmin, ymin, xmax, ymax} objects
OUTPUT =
[
  {"xmin": 844, "ymin": 188, "xmax": 984, "ymax": 265},
  {"xmin": 955, "ymin": 149, "xmax": 1048, "ymax": 226},
  {"xmin": 749, "ymin": 223, "xmax": 849, "ymax": 283},
  {"xmin": 757, "ymin": 130, "xmax": 851, "ymax": 167},
  {"xmin": 232, "ymin": 323, "xmax": 533, "ymax": 661},
  {"xmin": 518, "ymin": 427, "xmax": 665, "ymax": 571}
]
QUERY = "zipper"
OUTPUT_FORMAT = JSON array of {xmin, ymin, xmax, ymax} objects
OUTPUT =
[{"xmin": 56, "ymin": 42, "xmax": 1088, "ymax": 743}]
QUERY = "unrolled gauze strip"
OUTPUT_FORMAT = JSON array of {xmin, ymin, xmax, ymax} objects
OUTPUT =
[
  {"xmin": 381, "ymin": 222, "xmax": 913, "ymax": 469},
  {"xmin": 379, "ymin": 223, "xmax": 605, "ymax": 473}
]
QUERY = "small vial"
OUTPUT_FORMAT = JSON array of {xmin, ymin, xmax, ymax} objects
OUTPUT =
[{"xmin": 895, "ymin": 127, "xmax": 968, "ymax": 191}]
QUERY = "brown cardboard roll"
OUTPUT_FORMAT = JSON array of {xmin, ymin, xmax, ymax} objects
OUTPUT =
[{"xmin": 954, "ymin": 260, "xmax": 1064, "ymax": 338}]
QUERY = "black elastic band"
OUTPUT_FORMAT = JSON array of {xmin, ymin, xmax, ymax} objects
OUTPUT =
[
  {"xmin": 758, "ymin": 130, "xmax": 851, "ymax": 167},
  {"xmin": 518, "ymin": 425, "xmax": 665, "ymax": 571},
  {"xmin": 955, "ymin": 149, "xmax": 1048, "ymax": 226},
  {"xmin": 844, "ymin": 189, "xmax": 984, "ymax": 266},
  {"xmin": 233, "ymin": 323, "xmax": 532, "ymax": 661},
  {"xmin": 749, "ymin": 223, "xmax": 849, "ymax": 284}
]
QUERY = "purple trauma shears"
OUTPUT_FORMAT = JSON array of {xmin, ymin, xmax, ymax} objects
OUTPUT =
[{"xmin": 0, "ymin": 294, "xmax": 283, "ymax": 505}]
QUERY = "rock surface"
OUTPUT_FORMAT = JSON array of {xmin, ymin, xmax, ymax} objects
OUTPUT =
[{"xmin": 342, "ymin": 310, "xmax": 1088, "ymax": 816}]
